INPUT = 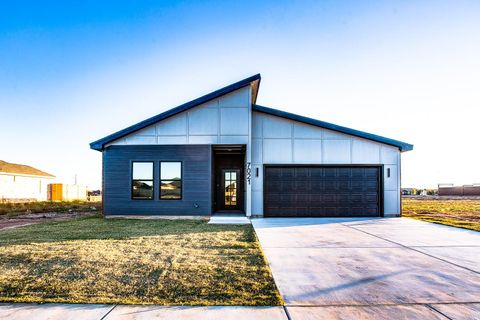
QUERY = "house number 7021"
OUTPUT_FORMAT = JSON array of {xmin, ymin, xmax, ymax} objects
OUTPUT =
[{"xmin": 246, "ymin": 162, "xmax": 251, "ymax": 185}]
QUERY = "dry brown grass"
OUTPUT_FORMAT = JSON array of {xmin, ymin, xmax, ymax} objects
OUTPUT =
[
  {"xmin": 402, "ymin": 198, "xmax": 480, "ymax": 231},
  {"xmin": 0, "ymin": 217, "xmax": 281, "ymax": 305},
  {"xmin": 0, "ymin": 201, "xmax": 101, "ymax": 216}
]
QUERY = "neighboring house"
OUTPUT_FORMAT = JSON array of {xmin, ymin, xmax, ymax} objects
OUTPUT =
[
  {"xmin": 90, "ymin": 74, "xmax": 413, "ymax": 217},
  {"xmin": 0, "ymin": 160, "xmax": 55, "ymax": 202}
]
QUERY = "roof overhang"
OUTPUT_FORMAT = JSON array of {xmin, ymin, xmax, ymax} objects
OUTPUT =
[
  {"xmin": 253, "ymin": 105, "xmax": 413, "ymax": 152},
  {"xmin": 90, "ymin": 74, "xmax": 261, "ymax": 151}
]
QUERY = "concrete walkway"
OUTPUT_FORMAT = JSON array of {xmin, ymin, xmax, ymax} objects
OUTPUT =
[
  {"xmin": 0, "ymin": 304, "xmax": 287, "ymax": 320},
  {"xmin": 252, "ymin": 217, "xmax": 480, "ymax": 319}
]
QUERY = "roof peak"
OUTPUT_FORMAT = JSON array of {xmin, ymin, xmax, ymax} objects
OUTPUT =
[{"xmin": 90, "ymin": 74, "xmax": 261, "ymax": 151}]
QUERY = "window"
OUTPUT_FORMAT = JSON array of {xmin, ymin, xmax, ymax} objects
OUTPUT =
[
  {"xmin": 132, "ymin": 162, "xmax": 154, "ymax": 200},
  {"xmin": 224, "ymin": 170, "xmax": 238, "ymax": 206},
  {"xmin": 160, "ymin": 162, "xmax": 182, "ymax": 199}
]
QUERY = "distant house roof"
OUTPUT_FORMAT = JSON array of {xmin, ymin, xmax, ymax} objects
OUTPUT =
[
  {"xmin": 90, "ymin": 74, "xmax": 261, "ymax": 151},
  {"xmin": 253, "ymin": 105, "xmax": 413, "ymax": 152},
  {"xmin": 0, "ymin": 160, "xmax": 55, "ymax": 178}
]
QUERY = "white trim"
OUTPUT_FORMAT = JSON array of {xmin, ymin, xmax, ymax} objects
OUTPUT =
[{"xmin": 0, "ymin": 172, "xmax": 55, "ymax": 179}]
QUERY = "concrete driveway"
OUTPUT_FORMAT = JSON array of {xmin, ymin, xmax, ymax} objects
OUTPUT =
[{"xmin": 252, "ymin": 217, "xmax": 480, "ymax": 319}]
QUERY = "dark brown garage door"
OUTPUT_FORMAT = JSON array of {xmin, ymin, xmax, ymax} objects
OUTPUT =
[{"xmin": 264, "ymin": 166, "xmax": 382, "ymax": 217}]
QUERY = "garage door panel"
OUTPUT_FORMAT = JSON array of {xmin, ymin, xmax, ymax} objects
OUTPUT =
[
  {"xmin": 295, "ymin": 167, "xmax": 309, "ymax": 177},
  {"xmin": 297, "ymin": 194, "xmax": 309, "ymax": 202},
  {"xmin": 309, "ymin": 168, "xmax": 323, "ymax": 179},
  {"xmin": 324, "ymin": 169, "xmax": 336, "ymax": 178},
  {"xmin": 337, "ymin": 181, "xmax": 351, "ymax": 190},
  {"xmin": 351, "ymin": 169, "xmax": 364, "ymax": 178},
  {"xmin": 282, "ymin": 168, "xmax": 295, "ymax": 178},
  {"xmin": 324, "ymin": 180, "xmax": 336, "ymax": 190},
  {"xmin": 338, "ymin": 168, "xmax": 351, "ymax": 177},
  {"xmin": 310, "ymin": 180, "xmax": 323, "ymax": 189},
  {"xmin": 264, "ymin": 166, "xmax": 381, "ymax": 217},
  {"xmin": 365, "ymin": 168, "xmax": 379, "ymax": 177},
  {"xmin": 294, "ymin": 180, "xmax": 308, "ymax": 191}
]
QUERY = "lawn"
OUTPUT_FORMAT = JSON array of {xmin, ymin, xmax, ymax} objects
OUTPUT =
[
  {"xmin": 0, "ymin": 200, "xmax": 101, "ymax": 216},
  {"xmin": 0, "ymin": 217, "xmax": 281, "ymax": 305},
  {"xmin": 402, "ymin": 198, "xmax": 480, "ymax": 231}
]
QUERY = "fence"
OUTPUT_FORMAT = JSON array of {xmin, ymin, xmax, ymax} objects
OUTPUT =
[{"xmin": 438, "ymin": 185, "xmax": 480, "ymax": 196}]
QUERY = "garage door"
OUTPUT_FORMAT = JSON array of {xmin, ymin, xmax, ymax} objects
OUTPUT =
[{"xmin": 264, "ymin": 166, "xmax": 382, "ymax": 217}]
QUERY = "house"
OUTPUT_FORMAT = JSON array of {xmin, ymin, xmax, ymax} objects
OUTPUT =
[
  {"xmin": 90, "ymin": 74, "xmax": 413, "ymax": 217},
  {"xmin": 0, "ymin": 160, "xmax": 55, "ymax": 202}
]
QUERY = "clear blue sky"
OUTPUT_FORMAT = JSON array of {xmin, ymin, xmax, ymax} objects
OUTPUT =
[{"xmin": 1, "ymin": 1, "xmax": 479, "ymax": 189}]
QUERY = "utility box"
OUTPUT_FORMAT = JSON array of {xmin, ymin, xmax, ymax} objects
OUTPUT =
[
  {"xmin": 48, "ymin": 184, "xmax": 87, "ymax": 201},
  {"xmin": 48, "ymin": 183, "xmax": 63, "ymax": 201}
]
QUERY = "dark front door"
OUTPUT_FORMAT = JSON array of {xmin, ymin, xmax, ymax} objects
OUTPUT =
[
  {"xmin": 213, "ymin": 152, "xmax": 245, "ymax": 213},
  {"xmin": 264, "ymin": 166, "xmax": 382, "ymax": 217}
]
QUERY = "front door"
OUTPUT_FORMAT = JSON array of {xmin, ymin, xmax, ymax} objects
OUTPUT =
[
  {"xmin": 213, "ymin": 152, "xmax": 245, "ymax": 213},
  {"xmin": 221, "ymin": 169, "xmax": 240, "ymax": 210}
]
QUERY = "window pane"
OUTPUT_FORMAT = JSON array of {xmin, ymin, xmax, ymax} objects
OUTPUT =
[
  {"xmin": 225, "ymin": 172, "xmax": 230, "ymax": 180},
  {"xmin": 133, "ymin": 162, "xmax": 153, "ymax": 180},
  {"xmin": 161, "ymin": 162, "xmax": 181, "ymax": 180},
  {"xmin": 132, "ymin": 180, "xmax": 153, "ymax": 199},
  {"xmin": 231, "ymin": 172, "xmax": 237, "ymax": 180},
  {"xmin": 161, "ymin": 180, "xmax": 182, "ymax": 199}
]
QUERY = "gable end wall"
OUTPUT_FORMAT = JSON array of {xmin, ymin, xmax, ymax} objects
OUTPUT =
[{"xmin": 251, "ymin": 111, "xmax": 401, "ymax": 216}]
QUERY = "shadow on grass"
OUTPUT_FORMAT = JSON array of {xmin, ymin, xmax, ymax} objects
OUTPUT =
[{"xmin": 0, "ymin": 216, "xmax": 254, "ymax": 245}]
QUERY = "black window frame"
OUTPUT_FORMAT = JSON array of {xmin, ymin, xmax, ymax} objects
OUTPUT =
[
  {"xmin": 131, "ymin": 161, "xmax": 154, "ymax": 200},
  {"xmin": 160, "ymin": 161, "xmax": 183, "ymax": 200}
]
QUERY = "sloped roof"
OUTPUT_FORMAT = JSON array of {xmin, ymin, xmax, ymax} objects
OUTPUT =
[
  {"xmin": 253, "ymin": 105, "xmax": 413, "ymax": 152},
  {"xmin": 89, "ymin": 73, "xmax": 413, "ymax": 152},
  {"xmin": 90, "ymin": 74, "xmax": 261, "ymax": 151},
  {"xmin": 0, "ymin": 160, "xmax": 55, "ymax": 177}
]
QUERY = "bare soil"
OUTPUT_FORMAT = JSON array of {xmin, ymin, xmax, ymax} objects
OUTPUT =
[{"xmin": 0, "ymin": 212, "xmax": 99, "ymax": 230}]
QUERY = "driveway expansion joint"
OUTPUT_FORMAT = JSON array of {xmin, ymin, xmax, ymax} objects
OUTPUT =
[
  {"xmin": 426, "ymin": 304, "xmax": 454, "ymax": 320},
  {"xmin": 283, "ymin": 305, "xmax": 292, "ymax": 320},
  {"xmin": 341, "ymin": 222, "xmax": 480, "ymax": 275},
  {"xmin": 99, "ymin": 304, "xmax": 117, "ymax": 320}
]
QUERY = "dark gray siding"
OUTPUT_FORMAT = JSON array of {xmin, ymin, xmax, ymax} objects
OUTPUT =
[{"xmin": 103, "ymin": 145, "xmax": 211, "ymax": 216}]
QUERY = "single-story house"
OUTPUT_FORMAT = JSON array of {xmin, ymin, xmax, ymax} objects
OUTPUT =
[
  {"xmin": 90, "ymin": 74, "xmax": 413, "ymax": 217},
  {"xmin": 0, "ymin": 160, "xmax": 55, "ymax": 202}
]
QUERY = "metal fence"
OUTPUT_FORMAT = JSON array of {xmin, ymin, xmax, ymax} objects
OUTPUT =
[{"xmin": 438, "ymin": 185, "xmax": 480, "ymax": 196}]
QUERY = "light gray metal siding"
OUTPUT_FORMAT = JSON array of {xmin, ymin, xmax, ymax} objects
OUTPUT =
[
  {"xmin": 106, "ymin": 86, "xmax": 251, "ymax": 147},
  {"xmin": 103, "ymin": 145, "xmax": 211, "ymax": 216},
  {"xmin": 251, "ymin": 112, "xmax": 401, "ymax": 216}
]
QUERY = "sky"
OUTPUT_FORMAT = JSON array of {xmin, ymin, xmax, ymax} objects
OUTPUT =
[{"xmin": 1, "ymin": 0, "xmax": 479, "ymax": 190}]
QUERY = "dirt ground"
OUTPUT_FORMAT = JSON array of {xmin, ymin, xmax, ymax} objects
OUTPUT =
[
  {"xmin": 0, "ymin": 212, "xmax": 99, "ymax": 230},
  {"xmin": 402, "ymin": 197, "xmax": 480, "ymax": 231}
]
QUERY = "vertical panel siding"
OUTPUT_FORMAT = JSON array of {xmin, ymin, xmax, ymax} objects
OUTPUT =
[
  {"xmin": 106, "ymin": 86, "xmax": 251, "ymax": 147},
  {"xmin": 251, "ymin": 112, "xmax": 402, "ymax": 216},
  {"xmin": 103, "ymin": 145, "xmax": 211, "ymax": 216}
]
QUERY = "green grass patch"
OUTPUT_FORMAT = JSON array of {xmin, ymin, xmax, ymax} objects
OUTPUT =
[
  {"xmin": 0, "ymin": 201, "xmax": 101, "ymax": 216},
  {"xmin": 0, "ymin": 217, "xmax": 282, "ymax": 305},
  {"xmin": 403, "ymin": 198, "xmax": 480, "ymax": 231}
]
